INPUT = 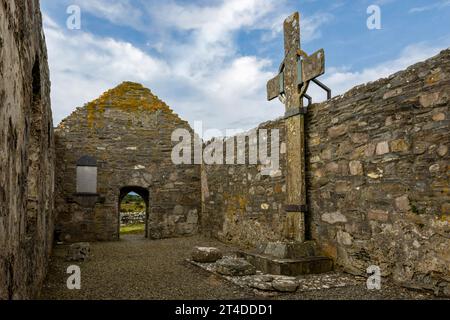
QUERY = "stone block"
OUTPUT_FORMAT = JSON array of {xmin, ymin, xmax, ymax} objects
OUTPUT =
[
  {"xmin": 395, "ymin": 195, "xmax": 411, "ymax": 212},
  {"xmin": 429, "ymin": 164, "xmax": 440, "ymax": 174},
  {"xmin": 264, "ymin": 242, "xmax": 288, "ymax": 258},
  {"xmin": 186, "ymin": 210, "xmax": 199, "ymax": 224},
  {"xmin": 350, "ymin": 133, "xmax": 369, "ymax": 144},
  {"xmin": 376, "ymin": 141, "xmax": 390, "ymax": 155},
  {"xmin": 272, "ymin": 279, "xmax": 299, "ymax": 292},
  {"xmin": 432, "ymin": 113, "xmax": 445, "ymax": 121},
  {"xmin": 237, "ymin": 251, "xmax": 333, "ymax": 276},
  {"xmin": 322, "ymin": 211, "xmax": 347, "ymax": 224},
  {"xmin": 349, "ymin": 161, "xmax": 363, "ymax": 176},
  {"xmin": 337, "ymin": 231, "xmax": 353, "ymax": 246},
  {"xmin": 420, "ymin": 91, "xmax": 448, "ymax": 108},
  {"xmin": 191, "ymin": 247, "xmax": 223, "ymax": 263},
  {"xmin": 215, "ymin": 257, "xmax": 257, "ymax": 276},
  {"xmin": 66, "ymin": 243, "xmax": 90, "ymax": 262},
  {"xmin": 368, "ymin": 209, "xmax": 389, "ymax": 222},
  {"xmin": 437, "ymin": 145, "xmax": 448, "ymax": 157},
  {"xmin": 328, "ymin": 125, "xmax": 348, "ymax": 138},
  {"xmin": 263, "ymin": 241, "xmax": 317, "ymax": 259},
  {"xmin": 390, "ymin": 139, "xmax": 409, "ymax": 153}
]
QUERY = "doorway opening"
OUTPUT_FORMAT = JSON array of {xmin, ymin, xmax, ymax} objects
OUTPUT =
[{"xmin": 118, "ymin": 187, "xmax": 149, "ymax": 239}]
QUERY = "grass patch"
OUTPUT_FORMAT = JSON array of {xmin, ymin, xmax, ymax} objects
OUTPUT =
[{"xmin": 120, "ymin": 223, "xmax": 145, "ymax": 235}]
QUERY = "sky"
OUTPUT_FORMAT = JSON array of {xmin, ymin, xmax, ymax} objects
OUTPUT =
[{"xmin": 41, "ymin": 0, "xmax": 450, "ymax": 136}]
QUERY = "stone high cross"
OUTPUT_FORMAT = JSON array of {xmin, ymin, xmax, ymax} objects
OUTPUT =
[{"xmin": 266, "ymin": 12, "xmax": 328, "ymax": 242}]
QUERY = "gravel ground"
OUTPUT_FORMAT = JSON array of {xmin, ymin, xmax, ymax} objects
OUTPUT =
[{"xmin": 39, "ymin": 235, "xmax": 440, "ymax": 300}]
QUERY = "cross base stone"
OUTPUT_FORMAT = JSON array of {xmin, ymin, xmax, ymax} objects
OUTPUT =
[
  {"xmin": 262, "ymin": 241, "xmax": 317, "ymax": 259},
  {"xmin": 237, "ymin": 240, "xmax": 333, "ymax": 276}
]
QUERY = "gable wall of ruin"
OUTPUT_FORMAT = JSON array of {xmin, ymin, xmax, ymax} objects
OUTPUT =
[{"xmin": 54, "ymin": 83, "xmax": 201, "ymax": 242}]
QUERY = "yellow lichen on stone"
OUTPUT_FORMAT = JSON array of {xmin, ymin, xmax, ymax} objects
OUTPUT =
[{"xmin": 83, "ymin": 82, "xmax": 178, "ymax": 128}]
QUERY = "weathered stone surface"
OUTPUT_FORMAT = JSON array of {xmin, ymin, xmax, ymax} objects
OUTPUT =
[
  {"xmin": 336, "ymin": 231, "xmax": 353, "ymax": 246},
  {"xmin": 349, "ymin": 161, "xmax": 363, "ymax": 176},
  {"xmin": 368, "ymin": 209, "xmax": 389, "ymax": 222},
  {"xmin": 264, "ymin": 242, "xmax": 288, "ymax": 259},
  {"xmin": 437, "ymin": 145, "xmax": 448, "ymax": 156},
  {"xmin": 390, "ymin": 139, "xmax": 409, "ymax": 153},
  {"xmin": 395, "ymin": 195, "xmax": 411, "ymax": 212},
  {"xmin": 216, "ymin": 257, "xmax": 257, "ymax": 276},
  {"xmin": 191, "ymin": 247, "xmax": 223, "ymax": 263},
  {"xmin": 429, "ymin": 164, "xmax": 440, "ymax": 174},
  {"xmin": 0, "ymin": 0, "xmax": 55, "ymax": 299},
  {"xmin": 432, "ymin": 113, "xmax": 445, "ymax": 121},
  {"xmin": 328, "ymin": 125, "xmax": 347, "ymax": 138},
  {"xmin": 272, "ymin": 279, "xmax": 299, "ymax": 292},
  {"xmin": 238, "ymin": 250, "xmax": 333, "ymax": 276},
  {"xmin": 200, "ymin": 119, "xmax": 288, "ymax": 246},
  {"xmin": 55, "ymin": 82, "xmax": 201, "ymax": 242},
  {"xmin": 66, "ymin": 243, "xmax": 91, "ymax": 262},
  {"xmin": 321, "ymin": 212, "xmax": 347, "ymax": 224},
  {"xmin": 263, "ymin": 241, "xmax": 317, "ymax": 259},
  {"xmin": 248, "ymin": 276, "xmax": 275, "ymax": 291},
  {"xmin": 419, "ymin": 91, "xmax": 448, "ymax": 108},
  {"xmin": 376, "ymin": 141, "xmax": 390, "ymax": 155}
]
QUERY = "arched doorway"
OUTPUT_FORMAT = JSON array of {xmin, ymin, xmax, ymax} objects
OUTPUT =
[{"xmin": 118, "ymin": 186, "xmax": 149, "ymax": 239}]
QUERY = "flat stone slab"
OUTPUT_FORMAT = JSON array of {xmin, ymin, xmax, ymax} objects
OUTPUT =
[
  {"xmin": 272, "ymin": 279, "xmax": 299, "ymax": 292},
  {"xmin": 237, "ymin": 251, "xmax": 333, "ymax": 276},
  {"xmin": 262, "ymin": 241, "xmax": 317, "ymax": 259},
  {"xmin": 191, "ymin": 247, "xmax": 223, "ymax": 263},
  {"xmin": 216, "ymin": 257, "xmax": 256, "ymax": 276}
]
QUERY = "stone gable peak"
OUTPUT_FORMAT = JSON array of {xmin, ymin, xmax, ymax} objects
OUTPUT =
[{"xmin": 84, "ymin": 81, "xmax": 174, "ymax": 114}]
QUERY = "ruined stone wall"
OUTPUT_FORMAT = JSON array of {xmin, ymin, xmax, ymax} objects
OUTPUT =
[
  {"xmin": 203, "ymin": 49, "xmax": 450, "ymax": 295},
  {"xmin": 0, "ymin": 0, "xmax": 55, "ymax": 299},
  {"xmin": 307, "ymin": 49, "xmax": 449, "ymax": 296},
  {"xmin": 55, "ymin": 82, "xmax": 200, "ymax": 242},
  {"xmin": 201, "ymin": 121, "xmax": 287, "ymax": 247}
]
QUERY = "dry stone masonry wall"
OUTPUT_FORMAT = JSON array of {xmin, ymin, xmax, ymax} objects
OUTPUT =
[
  {"xmin": 0, "ymin": 0, "xmax": 55, "ymax": 299},
  {"xmin": 307, "ymin": 49, "xmax": 449, "ymax": 296},
  {"xmin": 203, "ymin": 49, "xmax": 450, "ymax": 296},
  {"xmin": 201, "ymin": 120, "xmax": 287, "ymax": 247}
]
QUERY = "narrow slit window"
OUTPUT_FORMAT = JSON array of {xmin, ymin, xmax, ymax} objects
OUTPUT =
[{"xmin": 76, "ymin": 156, "xmax": 97, "ymax": 194}]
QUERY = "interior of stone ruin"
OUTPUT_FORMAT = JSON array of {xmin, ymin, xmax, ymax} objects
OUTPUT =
[{"xmin": 0, "ymin": 0, "xmax": 449, "ymax": 301}]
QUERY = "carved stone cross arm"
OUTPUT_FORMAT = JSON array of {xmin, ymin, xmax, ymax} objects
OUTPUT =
[{"xmin": 266, "ymin": 13, "xmax": 329, "ymax": 114}]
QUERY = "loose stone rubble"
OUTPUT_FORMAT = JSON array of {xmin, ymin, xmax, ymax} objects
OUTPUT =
[
  {"xmin": 188, "ymin": 254, "xmax": 365, "ymax": 295},
  {"xmin": 65, "ymin": 243, "xmax": 91, "ymax": 262}
]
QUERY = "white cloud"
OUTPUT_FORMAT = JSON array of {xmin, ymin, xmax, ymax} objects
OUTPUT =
[
  {"xmin": 301, "ymin": 13, "xmax": 333, "ymax": 43},
  {"xmin": 43, "ymin": 4, "xmax": 284, "ymax": 132},
  {"xmin": 261, "ymin": 12, "xmax": 333, "ymax": 43},
  {"xmin": 74, "ymin": 0, "xmax": 144, "ymax": 29},
  {"xmin": 43, "ymin": 14, "xmax": 170, "ymax": 124},
  {"xmin": 409, "ymin": 0, "xmax": 450, "ymax": 13}
]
